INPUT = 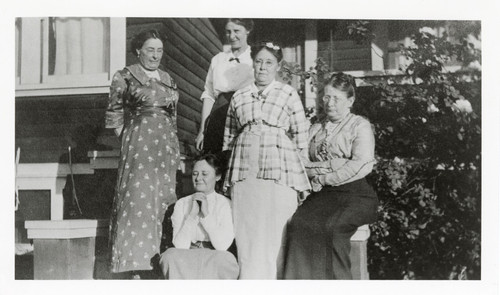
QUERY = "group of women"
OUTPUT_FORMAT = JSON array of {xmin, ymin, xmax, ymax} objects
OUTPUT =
[{"xmin": 105, "ymin": 18, "xmax": 378, "ymax": 280}]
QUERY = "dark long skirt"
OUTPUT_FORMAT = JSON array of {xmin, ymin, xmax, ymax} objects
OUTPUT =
[
  {"xmin": 203, "ymin": 92, "xmax": 234, "ymax": 154},
  {"xmin": 282, "ymin": 178, "xmax": 378, "ymax": 280}
]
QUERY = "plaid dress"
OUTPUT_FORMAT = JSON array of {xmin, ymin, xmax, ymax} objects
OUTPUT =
[{"xmin": 223, "ymin": 81, "xmax": 311, "ymax": 193}]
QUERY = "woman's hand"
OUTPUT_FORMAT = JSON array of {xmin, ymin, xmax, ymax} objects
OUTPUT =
[
  {"xmin": 306, "ymin": 167, "xmax": 333, "ymax": 178},
  {"xmin": 195, "ymin": 132, "xmax": 204, "ymax": 151},
  {"xmin": 189, "ymin": 198, "xmax": 200, "ymax": 219},
  {"xmin": 310, "ymin": 175, "xmax": 324, "ymax": 192},
  {"xmin": 193, "ymin": 193, "xmax": 209, "ymax": 217}
]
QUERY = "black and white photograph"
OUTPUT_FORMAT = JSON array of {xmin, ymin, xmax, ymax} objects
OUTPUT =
[{"xmin": 2, "ymin": 0, "xmax": 499, "ymax": 294}]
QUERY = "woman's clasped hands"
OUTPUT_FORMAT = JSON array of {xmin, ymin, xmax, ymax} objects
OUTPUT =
[{"xmin": 189, "ymin": 192, "xmax": 210, "ymax": 218}]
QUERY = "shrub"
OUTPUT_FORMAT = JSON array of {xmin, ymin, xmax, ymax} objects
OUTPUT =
[{"xmin": 358, "ymin": 28, "xmax": 481, "ymax": 280}]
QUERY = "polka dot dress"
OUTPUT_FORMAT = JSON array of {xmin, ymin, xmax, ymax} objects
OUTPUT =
[{"xmin": 106, "ymin": 64, "xmax": 180, "ymax": 273}]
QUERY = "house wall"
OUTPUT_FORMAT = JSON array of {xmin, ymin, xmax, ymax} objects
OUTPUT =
[
  {"xmin": 318, "ymin": 40, "xmax": 372, "ymax": 72},
  {"xmin": 15, "ymin": 94, "xmax": 114, "ymax": 163}
]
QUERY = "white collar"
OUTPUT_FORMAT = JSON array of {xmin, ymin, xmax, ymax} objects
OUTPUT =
[
  {"xmin": 253, "ymin": 79, "xmax": 279, "ymax": 96},
  {"xmin": 226, "ymin": 45, "xmax": 251, "ymax": 58},
  {"xmin": 203, "ymin": 191, "xmax": 217, "ymax": 199},
  {"xmin": 140, "ymin": 66, "xmax": 160, "ymax": 79}
]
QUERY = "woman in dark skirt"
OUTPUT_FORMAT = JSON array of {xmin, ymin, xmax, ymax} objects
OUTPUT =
[
  {"xmin": 195, "ymin": 18, "xmax": 254, "ymax": 154},
  {"xmin": 283, "ymin": 72, "xmax": 378, "ymax": 280}
]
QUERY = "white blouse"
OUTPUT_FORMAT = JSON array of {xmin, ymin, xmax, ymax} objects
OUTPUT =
[
  {"xmin": 171, "ymin": 191, "xmax": 234, "ymax": 251},
  {"xmin": 200, "ymin": 46, "xmax": 254, "ymax": 102}
]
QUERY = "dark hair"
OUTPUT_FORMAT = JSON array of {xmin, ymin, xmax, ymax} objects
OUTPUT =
[
  {"xmin": 193, "ymin": 153, "xmax": 222, "ymax": 176},
  {"xmin": 315, "ymin": 72, "xmax": 357, "ymax": 121},
  {"xmin": 227, "ymin": 18, "xmax": 254, "ymax": 32},
  {"xmin": 250, "ymin": 41, "xmax": 283, "ymax": 62},
  {"xmin": 130, "ymin": 29, "xmax": 166, "ymax": 55},
  {"xmin": 324, "ymin": 72, "xmax": 356, "ymax": 98}
]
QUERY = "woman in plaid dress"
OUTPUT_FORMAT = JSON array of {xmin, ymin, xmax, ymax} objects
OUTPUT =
[{"xmin": 223, "ymin": 41, "xmax": 311, "ymax": 279}]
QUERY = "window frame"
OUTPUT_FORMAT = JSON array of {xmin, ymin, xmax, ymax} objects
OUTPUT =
[{"xmin": 15, "ymin": 17, "xmax": 126, "ymax": 97}]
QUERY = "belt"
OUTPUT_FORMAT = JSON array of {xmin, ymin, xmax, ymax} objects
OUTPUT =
[
  {"xmin": 240, "ymin": 121, "xmax": 285, "ymax": 135},
  {"xmin": 190, "ymin": 241, "xmax": 214, "ymax": 249},
  {"xmin": 127, "ymin": 105, "xmax": 175, "ymax": 117}
]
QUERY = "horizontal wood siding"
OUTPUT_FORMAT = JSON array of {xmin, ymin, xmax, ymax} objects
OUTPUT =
[
  {"xmin": 15, "ymin": 18, "xmax": 222, "ymax": 163},
  {"xmin": 318, "ymin": 40, "xmax": 371, "ymax": 72},
  {"xmin": 15, "ymin": 94, "xmax": 120, "ymax": 163}
]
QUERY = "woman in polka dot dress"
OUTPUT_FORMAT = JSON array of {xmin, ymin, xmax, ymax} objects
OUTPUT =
[{"xmin": 105, "ymin": 29, "xmax": 180, "ymax": 278}]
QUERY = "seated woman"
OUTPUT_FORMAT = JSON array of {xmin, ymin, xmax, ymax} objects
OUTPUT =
[
  {"xmin": 283, "ymin": 73, "xmax": 378, "ymax": 280},
  {"xmin": 159, "ymin": 154, "xmax": 238, "ymax": 279}
]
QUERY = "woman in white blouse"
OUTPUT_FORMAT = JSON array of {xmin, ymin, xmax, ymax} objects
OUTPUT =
[
  {"xmin": 195, "ymin": 19, "xmax": 254, "ymax": 154},
  {"xmin": 159, "ymin": 154, "xmax": 238, "ymax": 279},
  {"xmin": 283, "ymin": 73, "xmax": 379, "ymax": 280}
]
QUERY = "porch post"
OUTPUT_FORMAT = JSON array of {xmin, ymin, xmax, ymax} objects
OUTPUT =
[
  {"xmin": 304, "ymin": 20, "xmax": 318, "ymax": 112},
  {"xmin": 370, "ymin": 21, "xmax": 389, "ymax": 71}
]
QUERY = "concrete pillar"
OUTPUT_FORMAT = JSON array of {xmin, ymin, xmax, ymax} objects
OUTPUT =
[
  {"xmin": 25, "ymin": 219, "xmax": 109, "ymax": 279},
  {"xmin": 350, "ymin": 224, "xmax": 371, "ymax": 280}
]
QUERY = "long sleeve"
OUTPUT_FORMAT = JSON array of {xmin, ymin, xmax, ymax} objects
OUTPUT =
[
  {"xmin": 223, "ymin": 99, "xmax": 238, "ymax": 151},
  {"xmin": 199, "ymin": 196, "xmax": 234, "ymax": 251},
  {"xmin": 171, "ymin": 199, "xmax": 198, "ymax": 249},
  {"xmin": 200, "ymin": 57, "xmax": 217, "ymax": 103},
  {"xmin": 287, "ymin": 91, "xmax": 310, "ymax": 150},
  {"xmin": 313, "ymin": 119, "xmax": 375, "ymax": 189},
  {"xmin": 105, "ymin": 71, "xmax": 126, "ymax": 130}
]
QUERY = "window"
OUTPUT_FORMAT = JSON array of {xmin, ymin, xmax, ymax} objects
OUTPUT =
[{"xmin": 15, "ymin": 17, "xmax": 126, "ymax": 96}]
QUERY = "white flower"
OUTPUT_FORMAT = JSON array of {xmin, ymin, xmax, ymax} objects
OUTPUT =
[
  {"xmin": 427, "ymin": 103, "xmax": 440, "ymax": 113},
  {"xmin": 453, "ymin": 99, "xmax": 473, "ymax": 113},
  {"xmin": 421, "ymin": 117, "xmax": 427, "ymax": 123},
  {"xmin": 265, "ymin": 42, "xmax": 280, "ymax": 50},
  {"xmin": 415, "ymin": 77, "xmax": 423, "ymax": 85},
  {"xmin": 419, "ymin": 27, "xmax": 437, "ymax": 36},
  {"xmin": 467, "ymin": 60, "xmax": 482, "ymax": 71}
]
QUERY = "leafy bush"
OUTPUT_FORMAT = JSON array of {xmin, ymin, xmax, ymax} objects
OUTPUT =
[{"xmin": 357, "ymin": 28, "xmax": 481, "ymax": 280}]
